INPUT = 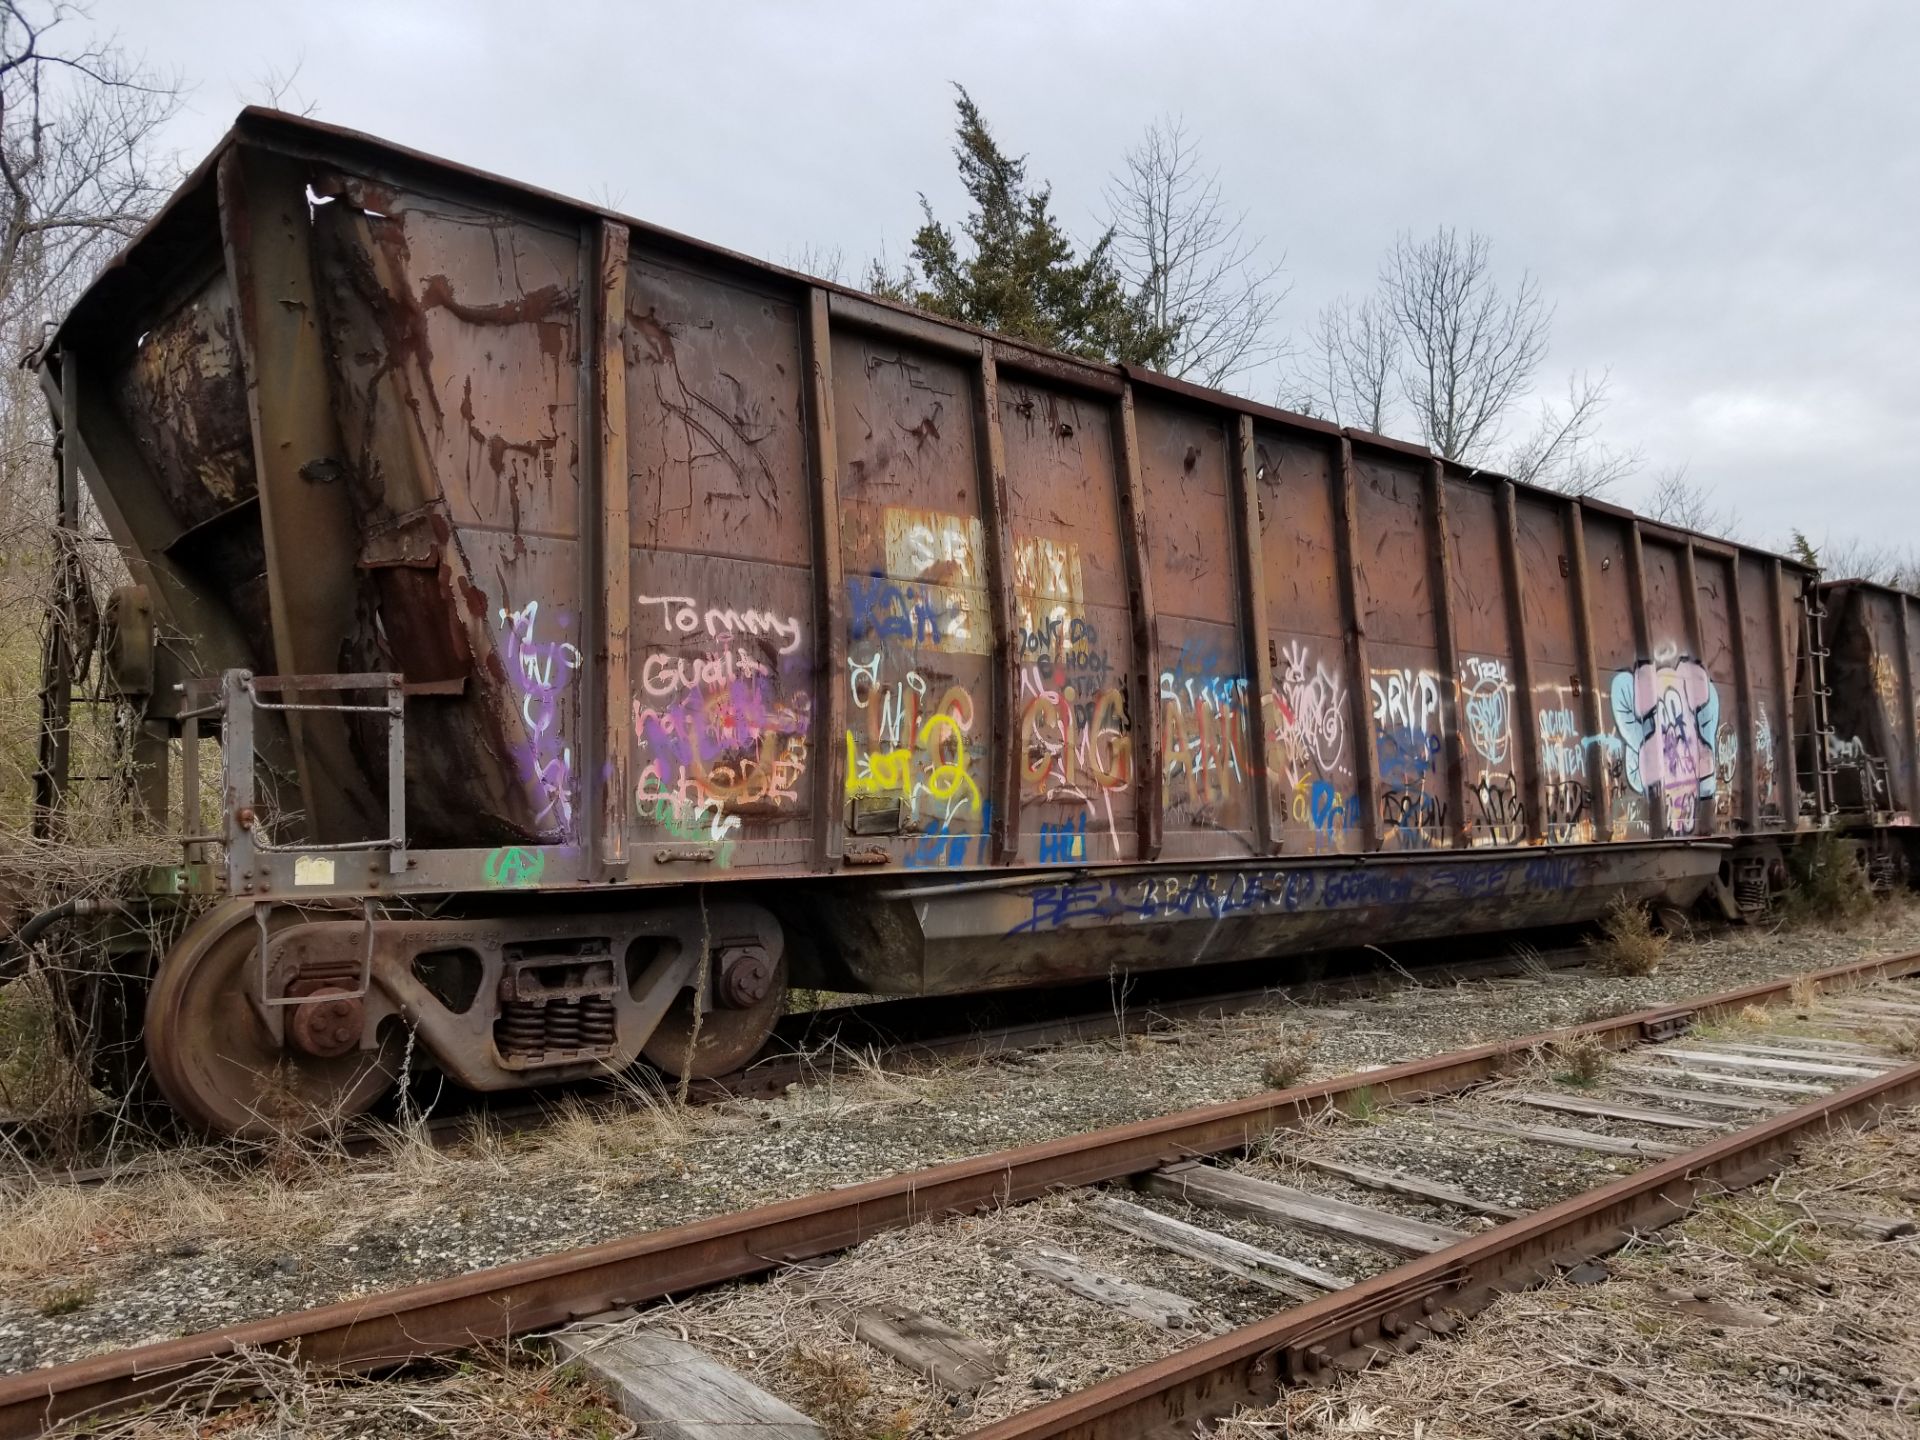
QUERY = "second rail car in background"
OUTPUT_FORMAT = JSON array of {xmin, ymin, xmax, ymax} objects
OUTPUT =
[{"xmin": 34, "ymin": 109, "xmax": 1920, "ymax": 1134}]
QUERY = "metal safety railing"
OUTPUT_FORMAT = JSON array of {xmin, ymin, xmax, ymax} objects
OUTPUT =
[{"xmin": 178, "ymin": 670, "xmax": 409, "ymax": 893}]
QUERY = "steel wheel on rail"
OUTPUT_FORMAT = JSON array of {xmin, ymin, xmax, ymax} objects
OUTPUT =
[
  {"xmin": 145, "ymin": 900, "xmax": 402, "ymax": 1139},
  {"xmin": 641, "ymin": 943, "xmax": 788, "ymax": 1078}
]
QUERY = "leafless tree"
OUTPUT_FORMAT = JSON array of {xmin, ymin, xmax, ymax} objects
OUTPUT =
[
  {"xmin": 0, "ymin": 2, "xmax": 178, "ymax": 347},
  {"xmin": 1643, "ymin": 464, "xmax": 1738, "ymax": 538},
  {"xmin": 1380, "ymin": 226, "xmax": 1548, "ymax": 463},
  {"xmin": 0, "ymin": 2, "xmax": 180, "ymax": 826},
  {"xmin": 246, "ymin": 55, "xmax": 315, "ymax": 117},
  {"xmin": 1102, "ymin": 116, "xmax": 1286, "ymax": 388},
  {"xmin": 781, "ymin": 242, "xmax": 846, "ymax": 284},
  {"xmin": 1286, "ymin": 292, "xmax": 1399, "ymax": 433},
  {"xmin": 1504, "ymin": 370, "xmax": 1640, "ymax": 499}
]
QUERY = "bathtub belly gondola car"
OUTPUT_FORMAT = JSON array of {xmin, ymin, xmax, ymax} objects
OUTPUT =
[{"xmin": 27, "ymin": 110, "xmax": 1919, "ymax": 1136}]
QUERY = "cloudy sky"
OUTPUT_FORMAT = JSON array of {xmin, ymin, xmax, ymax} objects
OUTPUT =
[{"xmin": 107, "ymin": 1, "xmax": 1917, "ymax": 558}]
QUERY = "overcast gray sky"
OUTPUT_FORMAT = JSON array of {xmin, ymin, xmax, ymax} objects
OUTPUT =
[{"xmin": 108, "ymin": 0, "xmax": 1917, "ymax": 557}]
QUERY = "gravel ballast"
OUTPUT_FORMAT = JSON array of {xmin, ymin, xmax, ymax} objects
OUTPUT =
[{"xmin": 2, "ymin": 900, "xmax": 1917, "ymax": 1376}]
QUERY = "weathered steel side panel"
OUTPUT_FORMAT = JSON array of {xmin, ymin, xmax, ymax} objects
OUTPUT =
[
  {"xmin": 1692, "ymin": 550, "xmax": 1743, "ymax": 832},
  {"xmin": 1908, "ymin": 590, "xmax": 1920, "ymax": 816},
  {"xmin": 1354, "ymin": 453, "xmax": 1456, "ymax": 851},
  {"xmin": 108, "ymin": 269, "xmax": 279, "ymax": 676},
  {"xmin": 1862, "ymin": 587, "xmax": 1913, "ymax": 816},
  {"xmin": 623, "ymin": 251, "xmax": 816, "ymax": 871},
  {"xmin": 1512, "ymin": 499, "xmax": 1574, "ymax": 844},
  {"xmin": 1738, "ymin": 553, "xmax": 1788, "ymax": 826},
  {"xmin": 112, "ymin": 270, "xmax": 257, "ymax": 533},
  {"xmin": 1516, "ymin": 495, "xmax": 1585, "ymax": 842},
  {"xmin": 1444, "ymin": 479, "xmax": 1518, "ymax": 846},
  {"xmin": 1001, "ymin": 378, "xmax": 1139, "ymax": 866},
  {"xmin": 1780, "ymin": 564, "xmax": 1816, "ymax": 823},
  {"xmin": 1822, "ymin": 581, "xmax": 1917, "ymax": 817},
  {"xmin": 1134, "ymin": 402, "xmax": 1256, "ymax": 857},
  {"xmin": 306, "ymin": 173, "xmax": 585, "ymax": 849},
  {"xmin": 1254, "ymin": 430, "xmax": 1361, "ymax": 855},
  {"xmin": 1581, "ymin": 515, "xmax": 1648, "ymax": 840},
  {"xmin": 1617, "ymin": 536, "xmax": 1723, "ymax": 840},
  {"xmin": 832, "ymin": 333, "xmax": 995, "ymax": 865},
  {"xmin": 60, "ymin": 113, "xmax": 1831, "ymax": 929}
]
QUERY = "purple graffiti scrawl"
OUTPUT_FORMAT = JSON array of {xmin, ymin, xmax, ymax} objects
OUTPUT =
[{"xmin": 498, "ymin": 599, "xmax": 580, "ymax": 837}]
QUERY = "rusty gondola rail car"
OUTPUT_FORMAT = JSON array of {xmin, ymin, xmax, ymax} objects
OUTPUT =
[{"xmin": 34, "ymin": 108, "xmax": 1920, "ymax": 1135}]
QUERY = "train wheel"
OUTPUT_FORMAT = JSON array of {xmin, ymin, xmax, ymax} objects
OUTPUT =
[
  {"xmin": 145, "ymin": 901, "xmax": 402, "ymax": 1139},
  {"xmin": 641, "ymin": 942, "xmax": 787, "ymax": 1078}
]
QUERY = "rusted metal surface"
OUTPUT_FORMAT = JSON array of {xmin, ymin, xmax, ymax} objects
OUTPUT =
[
  {"xmin": 1113, "ymin": 384, "xmax": 1161, "ymax": 861},
  {"xmin": 56, "ymin": 109, "xmax": 1827, "ymax": 894},
  {"xmin": 967, "ymin": 1037, "xmax": 1920, "ymax": 1440},
  {"xmin": 1821, "ymin": 578, "xmax": 1919, "ymax": 818},
  {"xmin": 4, "ymin": 948, "xmax": 1915, "ymax": 1438},
  {"xmin": 109, "ymin": 269, "xmax": 255, "ymax": 534},
  {"xmin": 1772, "ymin": 558, "xmax": 1802, "ymax": 825},
  {"xmin": 591, "ymin": 218, "xmax": 631, "ymax": 872},
  {"xmin": 1332, "ymin": 437, "xmax": 1380, "ymax": 850},
  {"xmin": 973, "ymin": 349, "xmax": 1020, "ymax": 863},
  {"xmin": 1562, "ymin": 504, "xmax": 1608, "ymax": 841},
  {"xmin": 39, "ymin": 110, "xmax": 1881, "ymax": 1129},
  {"xmin": 1494, "ymin": 481, "xmax": 1541, "ymax": 843},
  {"xmin": 1003, "ymin": 372, "xmax": 1139, "ymax": 866},
  {"xmin": 1423, "ymin": 460, "xmax": 1468, "ymax": 849},
  {"xmin": 1230, "ymin": 415, "xmax": 1275, "ymax": 854},
  {"xmin": 804, "ymin": 288, "xmax": 847, "ymax": 869},
  {"xmin": 1726, "ymin": 554, "xmax": 1758, "ymax": 828},
  {"xmin": 1903, "ymin": 591, "xmax": 1919, "ymax": 816},
  {"xmin": 217, "ymin": 147, "xmax": 382, "ymax": 843}
]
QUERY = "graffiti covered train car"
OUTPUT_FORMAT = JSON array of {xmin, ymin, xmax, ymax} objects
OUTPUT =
[
  {"xmin": 31, "ymin": 110, "xmax": 1910, "ymax": 1135},
  {"xmin": 1821, "ymin": 580, "xmax": 1919, "ymax": 837}
]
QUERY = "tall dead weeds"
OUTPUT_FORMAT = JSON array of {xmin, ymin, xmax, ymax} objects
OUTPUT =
[{"xmin": 1588, "ymin": 895, "xmax": 1668, "ymax": 977}]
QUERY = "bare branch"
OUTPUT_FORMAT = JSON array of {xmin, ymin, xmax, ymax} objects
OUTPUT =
[
  {"xmin": 1285, "ymin": 292, "xmax": 1398, "ymax": 433},
  {"xmin": 781, "ymin": 242, "xmax": 846, "ymax": 285},
  {"xmin": 1504, "ymin": 370, "xmax": 1639, "ymax": 499},
  {"xmin": 1102, "ymin": 114, "xmax": 1288, "ymax": 387},
  {"xmin": 245, "ymin": 54, "xmax": 316, "ymax": 117},
  {"xmin": 1643, "ymin": 464, "xmax": 1739, "ymax": 540}
]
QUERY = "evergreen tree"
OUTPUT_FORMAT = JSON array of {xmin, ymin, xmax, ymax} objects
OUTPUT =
[{"xmin": 890, "ymin": 87, "xmax": 1175, "ymax": 368}]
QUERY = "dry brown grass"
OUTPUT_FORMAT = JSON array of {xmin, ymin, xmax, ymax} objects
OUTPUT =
[
  {"xmin": 42, "ymin": 1342, "xmax": 625, "ymax": 1439},
  {"xmin": 0, "ymin": 1038, "xmax": 979, "ymax": 1294},
  {"xmin": 1588, "ymin": 895, "xmax": 1668, "ymax": 977},
  {"xmin": 783, "ymin": 1342, "xmax": 914, "ymax": 1440},
  {"xmin": 0, "ymin": 1153, "xmax": 331, "ymax": 1287},
  {"xmin": 1875, "ymin": 1022, "xmax": 1920, "ymax": 1058},
  {"xmin": 1260, "ymin": 1025, "xmax": 1322, "ymax": 1090},
  {"xmin": 1546, "ymin": 1032, "xmax": 1611, "ymax": 1088},
  {"xmin": 1219, "ymin": 1108, "xmax": 1920, "ymax": 1439}
]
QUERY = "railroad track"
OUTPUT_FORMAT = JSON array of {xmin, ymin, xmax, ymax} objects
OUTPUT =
[
  {"xmin": 20, "ymin": 928, "xmax": 1592, "ymax": 1188},
  {"xmin": 5, "ymin": 947, "xmax": 1918, "ymax": 1438}
]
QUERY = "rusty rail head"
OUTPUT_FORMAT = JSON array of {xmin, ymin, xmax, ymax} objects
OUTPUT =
[
  {"xmin": 963, "ymin": 1047, "xmax": 1920, "ymax": 1440},
  {"xmin": 3, "ymin": 947, "xmax": 1917, "ymax": 1437}
]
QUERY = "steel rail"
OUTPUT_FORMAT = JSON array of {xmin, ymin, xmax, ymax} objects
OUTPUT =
[
  {"xmin": 966, "ymin": 1029, "xmax": 1920, "ymax": 1440},
  {"xmin": 3, "ymin": 947, "xmax": 1916, "ymax": 1437}
]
